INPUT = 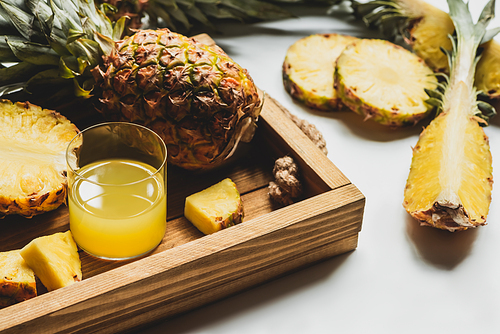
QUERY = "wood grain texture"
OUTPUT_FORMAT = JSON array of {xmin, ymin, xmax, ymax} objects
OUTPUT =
[
  {"xmin": 1, "ymin": 185, "xmax": 363, "ymax": 334},
  {"xmin": 0, "ymin": 33, "xmax": 365, "ymax": 333}
]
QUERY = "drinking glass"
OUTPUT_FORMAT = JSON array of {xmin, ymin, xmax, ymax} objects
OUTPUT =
[{"xmin": 66, "ymin": 122, "xmax": 167, "ymax": 260}]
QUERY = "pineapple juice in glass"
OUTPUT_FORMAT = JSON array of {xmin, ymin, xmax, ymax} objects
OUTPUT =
[{"xmin": 66, "ymin": 122, "xmax": 167, "ymax": 260}]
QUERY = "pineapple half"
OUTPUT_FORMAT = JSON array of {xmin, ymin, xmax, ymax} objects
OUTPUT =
[
  {"xmin": 0, "ymin": 100, "xmax": 79, "ymax": 218},
  {"xmin": 185, "ymin": 178, "xmax": 244, "ymax": 235},
  {"xmin": 0, "ymin": 250, "xmax": 37, "ymax": 308},
  {"xmin": 403, "ymin": 104, "xmax": 492, "ymax": 231},
  {"xmin": 403, "ymin": 0, "xmax": 496, "ymax": 232},
  {"xmin": 20, "ymin": 231, "xmax": 82, "ymax": 292},
  {"xmin": 282, "ymin": 33, "xmax": 358, "ymax": 111},
  {"xmin": 335, "ymin": 39, "xmax": 438, "ymax": 127}
]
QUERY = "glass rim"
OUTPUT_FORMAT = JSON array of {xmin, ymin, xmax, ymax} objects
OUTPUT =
[{"xmin": 66, "ymin": 121, "xmax": 167, "ymax": 187}]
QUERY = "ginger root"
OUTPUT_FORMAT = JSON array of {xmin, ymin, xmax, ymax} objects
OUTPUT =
[{"xmin": 269, "ymin": 110, "xmax": 328, "ymax": 205}]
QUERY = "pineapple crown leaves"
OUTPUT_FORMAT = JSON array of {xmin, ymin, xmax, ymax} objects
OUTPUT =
[
  {"xmin": 0, "ymin": 0, "xmax": 124, "ymax": 98},
  {"xmin": 445, "ymin": 0, "xmax": 498, "ymax": 126},
  {"xmin": 348, "ymin": 0, "xmax": 411, "ymax": 41},
  {"xmin": 139, "ymin": 0, "xmax": 296, "ymax": 33}
]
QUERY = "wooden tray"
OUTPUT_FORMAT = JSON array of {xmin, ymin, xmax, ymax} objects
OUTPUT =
[{"xmin": 0, "ymin": 35, "xmax": 365, "ymax": 333}]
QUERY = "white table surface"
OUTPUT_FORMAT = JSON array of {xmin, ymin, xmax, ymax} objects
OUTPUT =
[{"xmin": 142, "ymin": 1, "xmax": 500, "ymax": 333}]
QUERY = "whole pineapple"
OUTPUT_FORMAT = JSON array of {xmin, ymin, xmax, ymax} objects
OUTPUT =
[
  {"xmin": 92, "ymin": 29, "xmax": 261, "ymax": 169},
  {"xmin": 0, "ymin": 0, "xmax": 261, "ymax": 170}
]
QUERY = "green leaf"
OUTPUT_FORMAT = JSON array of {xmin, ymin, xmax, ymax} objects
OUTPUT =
[
  {"xmin": 112, "ymin": 16, "xmax": 127, "ymax": 41},
  {"xmin": 59, "ymin": 55, "xmax": 89, "ymax": 78},
  {"xmin": 73, "ymin": 77, "xmax": 93, "ymax": 98},
  {"xmin": 6, "ymin": 38, "xmax": 59, "ymax": 65},
  {"xmin": 0, "ymin": 0, "xmax": 36, "ymax": 41},
  {"xmin": 26, "ymin": 67, "xmax": 68, "ymax": 89},
  {"xmin": 94, "ymin": 31, "xmax": 114, "ymax": 57},
  {"xmin": 165, "ymin": 3, "xmax": 192, "ymax": 30},
  {"xmin": 0, "ymin": 61, "xmax": 41, "ymax": 86},
  {"xmin": 0, "ymin": 35, "xmax": 22, "ymax": 61},
  {"xmin": 179, "ymin": 2, "xmax": 215, "ymax": 30},
  {"xmin": 481, "ymin": 27, "xmax": 500, "ymax": 44},
  {"xmin": 66, "ymin": 38, "xmax": 101, "ymax": 67}
]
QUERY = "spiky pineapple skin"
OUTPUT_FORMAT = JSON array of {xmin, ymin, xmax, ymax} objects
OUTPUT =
[
  {"xmin": 335, "ymin": 39, "xmax": 436, "ymax": 127},
  {"xmin": 0, "ymin": 250, "xmax": 37, "ymax": 308},
  {"xmin": 282, "ymin": 34, "xmax": 358, "ymax": 111},
  {"xmin": 0, "ymin": 100, "xmax": 79, "ymax": 218},
  {"xmin": 93, "ymin": 29, "xmax": 261, "ymax": 170}
]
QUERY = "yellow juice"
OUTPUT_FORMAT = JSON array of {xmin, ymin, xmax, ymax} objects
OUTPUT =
[{"xmin": 69, "ymin": 159, "xmax": 166, "ymax": 260}]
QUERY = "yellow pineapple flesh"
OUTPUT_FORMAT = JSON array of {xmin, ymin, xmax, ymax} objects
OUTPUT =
[
  {"xmin": 282, "ymin": 33, "xmax": 358, "ymax": 111},
  {"xmin": 0, "ymin": 250, "xmax": 37, "ymax": 308},
  {"xmin": 185, "ymin": 178, "xmax": 244, "ymax": 235},
  {"xmin": 335, "ymin": 38, "xmax": 437, "ymax": 127},
  {"xmin": 404, "ymin": 83, "xmax": 493, "ymax": 231},
  {"xmin": 20, "ymin": 231, "xmax": 82, "ymax": 291},
  {"xmin": 0, "ymin": 100, "xmax": 79, "ymax": 218}
]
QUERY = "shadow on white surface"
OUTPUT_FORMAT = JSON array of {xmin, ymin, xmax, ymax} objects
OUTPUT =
[
  {"xmin": 138, "ymin": 250, "xmax": 354, "ymax": 333},
  {"xmin": 405, "ymin": 215, "xmax": 478, "ymax": 270},
  {"xmin": 302, "ymin": 105, "xmax": 429, "ymax": 142}
]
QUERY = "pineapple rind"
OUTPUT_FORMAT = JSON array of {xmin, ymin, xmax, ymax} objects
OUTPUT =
[
  {"xmin": 0, "ymin": 100, "xmax": 79, "ymax": 218},
  {"xmin": 403, "ymin": 113, "xmax": 492, "ymax": 231},
  {"xmin": 282, "ymin": 34, "xmax": 358, "ymax": 111},
  {"xmin": 185, "ymin": 178, "xmax": 244, "ymax": 235},
  {"xmin": 475, "ymin": 40, "xmax": 500, "ymax": 98},
  {"xmin": 335, "ymin": 39, "xmax": 437, "ymax": 127},
  {"xmin": 0, "ymin": 250, "xmax": 37, "ymax": 308},
  {"xmin": 20, "ymin": 231, "xmax": 82, "ymax": 292},
  {"xmin": 403, "ymin": 0, "xmax": 454, "ymax": 73},
  {"xmin": 93, "ymin": 29, "xmax": 261, "ymax": 170}
]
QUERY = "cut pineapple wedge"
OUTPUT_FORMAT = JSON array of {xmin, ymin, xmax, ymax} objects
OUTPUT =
[
  {"xmin": 185, "ymin": 178, "xmax": 244, "ymax": 235},
  {"xmin": 0, "ymin": 100, "xmax": 79, "ymax": 218},
  {"xmin": 283, "ymin": 33, "xmax": 358, "ymax": 111},
  {"xmin": 20, "ymin": 231, "xmax": 82, "ymax": 291},
  {"xmin": 335, "ymin": 39, "xmax": 438, "ymax": 127},
  {"xmin": 0, "ymin": 250, "xmax": 37, "ymax": 308},
  {"xmin": 404, "ymin": 107, "xmax": 493, "ymax": 231}
]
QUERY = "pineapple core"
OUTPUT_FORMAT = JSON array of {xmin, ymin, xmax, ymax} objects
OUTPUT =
[
  {"xmin": 184, "ymin": 178, "xmax": 244, "ymax": 235},
  {"xmin": 20, "ymin": 231, "xmax": 82, "ymax": 291},
  {"xmin": 0, "ymin": 250, "xmax": 37, "ymax": 308}
]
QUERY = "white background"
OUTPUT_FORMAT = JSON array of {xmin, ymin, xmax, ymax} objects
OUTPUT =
[{"xmin": 143, "ymin": 1, "xmax": 500, "ymax": 333}]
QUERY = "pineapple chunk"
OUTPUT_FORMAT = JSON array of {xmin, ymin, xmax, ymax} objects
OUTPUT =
[
  {"xmin": 335, "ymin": 38, "xmax": 438, "ymax": 127},
  {"xmin": 185, "ymin": 178, "xmax": 244, "ymax": 235},
  {"xmin": 20, "ymin": 231, "xmax": 82, "ymax": 291},
  {"xmin": 0, "ymin": 250, "xmax": 36, "ymax": 308},
  {"xmin": 0, "ymin": 100, "xmax": 79, "ymax": 218},
  {"xmin": 283, "ymin": 33, "xmax": 358, "ymax": 111}
]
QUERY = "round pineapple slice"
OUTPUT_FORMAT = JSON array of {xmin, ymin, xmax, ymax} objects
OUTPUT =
[
  {"xmin": 282, "ymin": 33, "xmax": 358, "ymax": 111},
  {"xmin": 0, "ymin": 100, "xmax": 79, "ymax": 218},
  {"xmin": 335, "ymin": 38, "xmax": 438, "ymax": 127}
]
